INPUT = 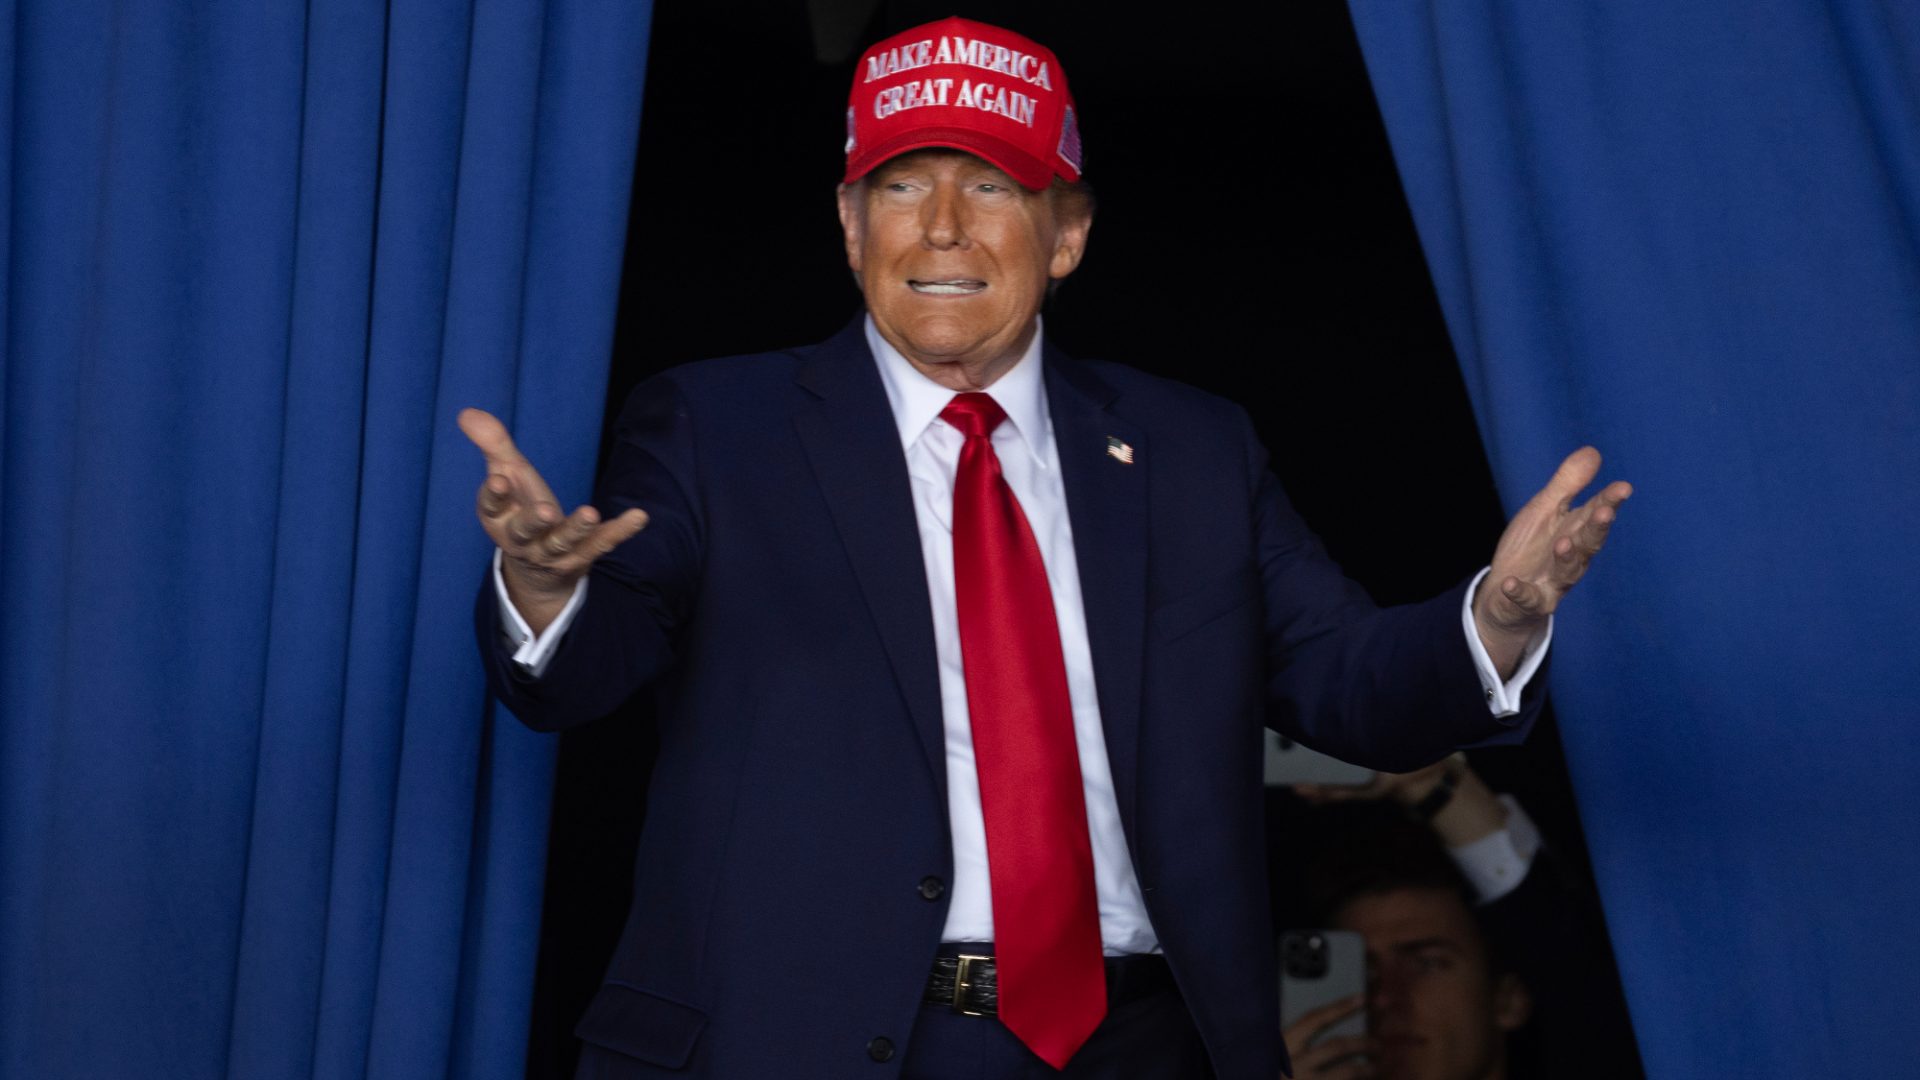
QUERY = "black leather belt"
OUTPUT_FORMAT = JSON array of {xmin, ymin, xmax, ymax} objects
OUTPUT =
[{"xmin": 923, "ymin": 951, "xmax": 1176, "ymax": 1017}]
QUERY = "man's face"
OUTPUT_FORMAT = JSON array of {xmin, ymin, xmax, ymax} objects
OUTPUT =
[
  {"xmin": 1336, "ymin": 887, "xmax": 1531, "ymax": 1080},
  {"xmin": 836, "ymin": 149, "xmax": 1091, "ymax": 385}
]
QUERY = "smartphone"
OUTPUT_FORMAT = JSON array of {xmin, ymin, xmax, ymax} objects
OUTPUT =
[
  {"xmin": 1279, "ymin": 929, "xmax": 1367, "ymax": 1046},
  {"xmin": 1263, "ymin": 732, "xmax": 1375, "ymax": 788}
]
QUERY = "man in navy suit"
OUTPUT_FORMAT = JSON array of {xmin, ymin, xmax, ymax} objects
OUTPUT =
[{"xmin": 461, "ymin": 16, "xmax": 1630, "ymax": 1079}]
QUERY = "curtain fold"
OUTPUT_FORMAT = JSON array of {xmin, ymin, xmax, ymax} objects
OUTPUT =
[
  {"xmin": 1345, "ymin": 1, "xmax": 1920, "ymax": 1074},
  {"xmin": 0, "ymin": 2, "xmax": 654, "ymax": 1076}
]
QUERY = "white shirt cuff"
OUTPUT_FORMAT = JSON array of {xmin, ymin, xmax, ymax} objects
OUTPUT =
[
  {"xmin": 1448, "ymin": 794, "xmax": 1542, "ymax": 904},
  {"xmin": 493, "ymin": 548, "xmax": 589, "ymax": 679},
  {"xmin": 1462, "ymin": 566, "xmax": 1551, "ymax": 717}
]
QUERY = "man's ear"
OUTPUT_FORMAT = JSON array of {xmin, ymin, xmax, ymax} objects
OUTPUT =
[
  {"xmin": 1492, "ymin": 972, "xmax": 1534, "ymax": 1033},
  {"xmin": 836, "ymin": 182, "xmax": 865, "ymax": 275},
  {"xmin": 1048, "ymin": 203, "xmax": 1092, "ymax": 280}
]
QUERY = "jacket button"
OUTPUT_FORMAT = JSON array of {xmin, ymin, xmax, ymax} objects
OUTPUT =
[
  {"xmin": 918, "ymin": 875, "xmax": 946, "ymax": 901},
  {"xmin": 867, "ymin": 1036, "xmax": 896, "ymax": 1062}
]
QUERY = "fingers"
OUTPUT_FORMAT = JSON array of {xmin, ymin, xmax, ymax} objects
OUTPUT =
[
  {"xmin": 1284, "ymin": 994, "xmax": 1365, "ymax": 1047},
  {"xmin": 535, "ymin": 504, "xmax": 603, "ymax": 560},
  {"xmin": 504, "ymin": 499, "xmax": 565, "ymax": 546},
  {"xmin": 1292, "ymin": 771, "xmax": 1395, "ymax": 804},
  {"xmin": 1597, "ymin": 478, "xmax": 1634, "ymax": 507},
  {"xmin": 1378, "ymin": 760, "xmax": 1448, "ymax": 799},
  {"xmin": 1292, "ymin": 783, "xmax": 1351, "ymax": 805},
  {"xmin": 496, "ymin": 506, "xmax": 648, "ymax": 601},
  {"xmin": 1485, "ymin": 574, "xmax": 1550, "ymax": 628},
  {"xmin": 574, "ymin": 508, "xmax": 650, "ymax": 563},
  {"xmin": 505, "ymin": 505, "xmax": 647, "ymax": 564},
  {"xmin": 1502, "ymin": 574, "xmax": 1547, "ymax": 613},
  {"xmin": 477, "ymin": 473, "xmax": 514, "ymax": 518},
  {"xmin": 1549, "ymin": 479, "xmax": 1634, "ymax": 586},
  {"xmin": 536, "ymin": 506, "xmax": 649, "ymax": 565},
  {"xmin": 481, "ymin": 467, "xmax": 561, "ymax": 540},
  {"xmin": 1285, "ymin": 995, "xmax": 1375, "ymax": 1077},
  {"xmin": 457, "ymin": 408, "xmax": 526, "ymax": 467},
  {"xmin": 1539, "ymin": 446, "xmax": 1602, "ymax": 512},
  {"xmin": 463, "ymin": 409, "xmax": 560, "ymax": 542},
  {"xmin": 1292, "ymin": 1036, "xmax": 1377, "ymax": 1078},
  {"xmin": 1575, "ymin": 479, "xmax": 1632, "ymax": 531}
]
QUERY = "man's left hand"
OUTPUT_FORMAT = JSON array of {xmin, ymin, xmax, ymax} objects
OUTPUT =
[{"xmin": 1474, "ymin": 446, "xmax": 1632, "ymax": 677}]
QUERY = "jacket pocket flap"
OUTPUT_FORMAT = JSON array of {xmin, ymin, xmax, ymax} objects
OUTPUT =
[{"xmin": 574, "ymin": 982, "xmax": 708, "ymax": 1068}]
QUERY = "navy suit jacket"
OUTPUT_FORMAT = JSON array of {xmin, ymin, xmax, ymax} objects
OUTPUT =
[{"xmin": 478, "ymin": 318, "xmax": 1538, "ymax": 1078}]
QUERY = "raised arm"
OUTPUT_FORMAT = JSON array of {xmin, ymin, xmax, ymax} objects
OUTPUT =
[{"xmin": 462, "ymin": 386, "xmax": 705, "ymax": 730}]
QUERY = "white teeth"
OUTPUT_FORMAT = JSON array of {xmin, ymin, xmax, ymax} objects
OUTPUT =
[{"xmin": 909, "ymin": 280, "xmax": 985, "ymax": 295}]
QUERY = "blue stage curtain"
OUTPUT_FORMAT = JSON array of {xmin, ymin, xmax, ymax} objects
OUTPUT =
[
  {"xmin": 1346, "ymin": 1, "xmax": 1920, "ymax": 1074},
  {"xmin": 0, "ymin": 2, "xmax": 653, "ymax": 1076}
]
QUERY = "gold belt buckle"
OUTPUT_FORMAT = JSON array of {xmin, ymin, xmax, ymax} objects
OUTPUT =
[{"xmin": 952, "ymin": 954, "xmax": 991, "ymax": 1016}]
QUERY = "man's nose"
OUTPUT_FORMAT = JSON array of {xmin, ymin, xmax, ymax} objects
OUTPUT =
[
  {"xmin": 1368, "ymin": 970, "xmax": 1405, "ymax": 1017},
  {"xmin": 921, "ymin": 184, "xmax": 968, "ymax": 249}
]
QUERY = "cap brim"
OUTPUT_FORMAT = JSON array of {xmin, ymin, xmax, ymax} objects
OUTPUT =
[{"xmin": 844, "ymin": 125, "xmax": 1057, "ymax": 191}]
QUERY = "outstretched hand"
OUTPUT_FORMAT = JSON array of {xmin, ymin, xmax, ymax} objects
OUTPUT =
[
  {"xmin": 1474, "ymin": 447, "xmax": 1632, "ymax": 676},
  {"xmin": 458, "ymin": 408, "xmax": 648, "ymax": 634}
]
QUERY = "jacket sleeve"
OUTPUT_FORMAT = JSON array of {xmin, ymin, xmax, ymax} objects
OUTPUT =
[{"xmin": 475, "ymin": 374, "xmax": 706, "ymax": 732}]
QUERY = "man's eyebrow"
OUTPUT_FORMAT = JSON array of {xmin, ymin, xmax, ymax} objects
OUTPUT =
[{"xmin": 1390, "ymin": 936, "xmax": 1465, "ymax": 956}]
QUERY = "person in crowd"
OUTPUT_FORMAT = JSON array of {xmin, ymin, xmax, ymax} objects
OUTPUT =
[{"xmin": 1282, "ymin": 757, "xmax": 1645, "ymax": 1079}]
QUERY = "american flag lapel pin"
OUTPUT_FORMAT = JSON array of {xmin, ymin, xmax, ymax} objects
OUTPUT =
[{"xmin": 1105, "ymin": 436, "xmax": 1135, "ymax": 465}]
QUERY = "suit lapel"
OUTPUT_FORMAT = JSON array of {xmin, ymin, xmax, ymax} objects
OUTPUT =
[
  {"xmin": 792, "ymin": 320, "xmax": 949, "ymax": 798},
  {"xmin": 1045, "ymin": 345, "xmax": 1150, "ymax": 841}
]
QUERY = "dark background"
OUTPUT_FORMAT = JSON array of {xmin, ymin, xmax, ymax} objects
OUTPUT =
[{"xmin": 525, "ymin": 1, "xmax": 1602, "ymax": 1074}]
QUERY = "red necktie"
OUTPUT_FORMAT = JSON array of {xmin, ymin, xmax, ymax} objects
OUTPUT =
[{"xmin": 941, "ymin": 392, "xmax": 1106, "ymax": 1069}]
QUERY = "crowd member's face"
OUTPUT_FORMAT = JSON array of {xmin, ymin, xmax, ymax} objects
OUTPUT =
[
  {"xmin": 837, "ymin": 149, "xmax": 1091, "ymax": 390},
  {"xmin": 1336, "ymin": 887, "xmax": 1531, "ymax": 1080}
]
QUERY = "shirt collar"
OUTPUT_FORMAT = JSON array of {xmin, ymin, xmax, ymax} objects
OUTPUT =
[{"xmin": 864, "ymin": 314, "xmax": 1051, "ymax": 468}]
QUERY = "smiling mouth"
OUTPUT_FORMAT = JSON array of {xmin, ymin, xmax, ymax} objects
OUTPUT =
[{"xmin": 908, "ymin": 279, "xmax": 987, "ymax": 295}]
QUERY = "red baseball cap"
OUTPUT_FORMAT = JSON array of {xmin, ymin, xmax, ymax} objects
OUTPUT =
[{"xmin": 843, "ymin": 16, "xmax": 1084, "ymax": 191}]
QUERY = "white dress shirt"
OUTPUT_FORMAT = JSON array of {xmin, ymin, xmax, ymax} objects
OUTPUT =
[
  {"xmin": 866, "ymin": 319, "xmax": 1158, "ymax": 954},
  {"xmin": 496, "ymin": 315, "xmax": 1550, "ymax": 953},
  {"xmin": 1448, "ymin": 795, "xmax": 1543, "ymax": 905}
]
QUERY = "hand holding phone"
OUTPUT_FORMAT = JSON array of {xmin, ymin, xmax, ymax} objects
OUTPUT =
[
  {"xmin": 1283, "ymin": 995, "xmax": 1377, "ymax": 1079},
  {"xmin": 1280, "ymin": 929, "xmax": 1377, "ymax": 1077}
]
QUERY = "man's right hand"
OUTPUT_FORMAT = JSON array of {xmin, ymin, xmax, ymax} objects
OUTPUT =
[
  {"xmin": 458, "ymin": 408, "xmax": 649, "ymax": 635},
  {"xmin": 1283, "ymin": 994, "xmax": 1377, "ymax": 1078}
]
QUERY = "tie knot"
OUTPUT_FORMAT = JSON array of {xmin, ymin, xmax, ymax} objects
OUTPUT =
[{"xmin": 940, "ymin": 392, "xmax": 1008, "ymax": 440}]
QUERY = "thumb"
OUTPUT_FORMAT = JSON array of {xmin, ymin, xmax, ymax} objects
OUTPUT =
[
  {"xmin": 1490, "ymin": 575, "xmax": 1549, "ymax": 623},
  {"xmin": 458, "ymin": 408, "xmax": 526, "ymax": 466}
]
